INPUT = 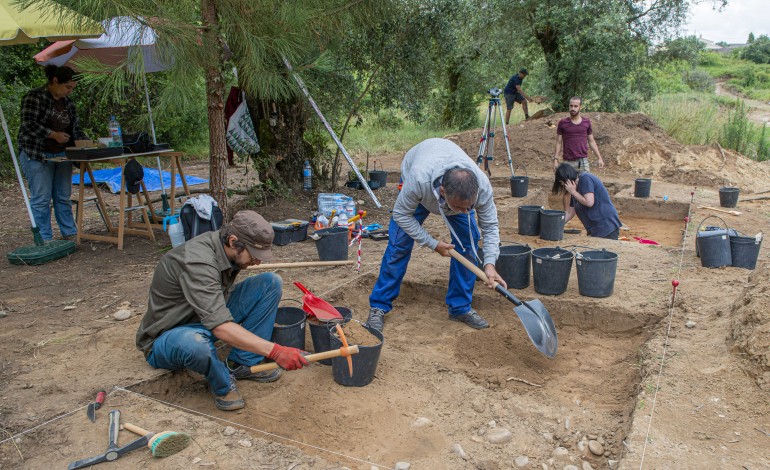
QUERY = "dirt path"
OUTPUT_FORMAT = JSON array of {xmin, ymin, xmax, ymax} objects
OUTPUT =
[{"xmin": 716, "ymin": 81, "xmax": 770, "ymax": 126}]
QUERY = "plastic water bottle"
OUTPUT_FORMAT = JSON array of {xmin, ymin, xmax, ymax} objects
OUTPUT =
[
  {"xmin": 303, "ymin": 160, "xmax": 312, "ymax": 190},
  {"xmin": 108, "ymin": 116, "xmax": 123, "ymax": 148},
  {"xmin": 338, "ymin": 212, "xmax": 348, "ymax": 228},
  {"xmin": 163, "ymin": 215, "xmax": 185, "ymax": 248},
  {"xmin": 345, "ymin": 198, "xmax": 355, "ymax": 218}
]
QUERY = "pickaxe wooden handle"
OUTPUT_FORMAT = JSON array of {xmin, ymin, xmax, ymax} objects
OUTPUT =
[
  {"xmin": 247, "ymin": 260, "xmax": 355, "ymax": 270},
  {"xmin": 697, "ymin": 205, "xmax": 741, "ymax": 216},
  {"xmin": 250, "ymin": 345, "xmax": 360, "ymax": 372}
]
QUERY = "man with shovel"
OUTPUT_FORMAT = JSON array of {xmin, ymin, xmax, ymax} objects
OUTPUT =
[
  {"xmin": 366, "ymin": 138, "xmax": 507, "ymax": 332},
  {"xmin": 136, "ymin": 210, "xmax": 308, "ymax": 411}
]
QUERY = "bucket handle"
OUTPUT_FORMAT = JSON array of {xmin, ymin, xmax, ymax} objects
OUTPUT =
[
  {"xmin": 373, "ymin": 159, "xmax": 383, "ymax": 172},
  {"xmin": 695, "ymin": 215, "xmax": 729, "ymax": 234},
  {"xmin": 513, "ymin": 165, "xmax": 528, "ymax": 178},
  {"xmin": 499, "ymin": 240, "xmax": 531, "ymax": 249},
  {"xmin": 569, "ymin": 245, "xmax": 606, "ymax": 260}
]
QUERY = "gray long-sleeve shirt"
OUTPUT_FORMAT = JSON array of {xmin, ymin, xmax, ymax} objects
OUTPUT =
[{"xmin": 393, "ymin": 138, "xmax": 501, "ymax": 265}]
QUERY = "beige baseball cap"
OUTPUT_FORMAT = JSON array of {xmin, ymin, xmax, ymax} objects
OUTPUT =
[{"xmin": 229, "ymin": 210, "xmax": 274, "ymax": 261}]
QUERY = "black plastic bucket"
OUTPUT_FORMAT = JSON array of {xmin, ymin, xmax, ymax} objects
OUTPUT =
[
  {"xmin": 496, "ymin": 244, "xmax": 531, "ymax": 289},
  {"xmin": 634, "ymin": 178, "xmax": 652, "ymax": 198},
  {"xmin": 539, "ymin": 209, "xmax": 566, "ymax": 241},
  {"xmin": 695, "ymin": 216, "xmax": 732, "ymax": 268},
  {"xmin": 330, "ymin": 321, "xmax": 384, "ymax": 387},
  {"xmin": 575, "ymin": 249, "xmax": 619, "ymax": 298},
  {"xmin": 308, "ymin": 307, "xmax": 353, "ymax": 365},
  {"xmin": 719, "ymin": 187, "xmax": 740, "ymax": 208},
  {"xmin": 509, "ymin": 167, "xmax": 529, "ymax": 198},
  {"xmin": 518, "ymin": 205, "xmax": 542, "ymax": 236},
  {"xmin": 368, "ymin": 160, "xmax": 388, "ymax": 188},
  {"xmin": 271, "ymin": 307, "xmax": 306, "ymax": 350},
  {"xmin": 315, "ymin": 227, "xmax": 349, "ymax": 261},
  {"xmin": 532, "ymin": 247, "xmax": 574, "ymax": 295},
  {"xmin": 730, "ymin": 233, "xmax": 762, "ymax": 270}
]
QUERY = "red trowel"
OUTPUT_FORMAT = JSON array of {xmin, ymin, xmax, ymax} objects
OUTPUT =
[{"xmin": 294, "ymin": 282, "xmax": 343, "ymax": 322}]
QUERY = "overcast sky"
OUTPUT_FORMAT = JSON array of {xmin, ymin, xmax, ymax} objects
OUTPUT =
[{"xmin": 685, "ymin": 0, "xmax": 769, "ymax": 44}]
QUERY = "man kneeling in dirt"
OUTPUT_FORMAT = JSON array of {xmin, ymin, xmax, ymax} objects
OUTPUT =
[
  {"xmin": 366, "ymin": 138, "xmax": 507, "ymax": 332},
  {"xmin": 135, "ymin": 210, "xmax": 308, "ymax": 411}
]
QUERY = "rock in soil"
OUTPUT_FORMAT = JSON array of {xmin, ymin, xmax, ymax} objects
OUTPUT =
[
  {"xmin": 514, "ymin": 455, "xmax": 529, "ymax": 467},
  {"xmin": 588, "ymin": 440, "xmax": 604, "ymax": 456},
  {"xmin": 486, "ymin": 427, "xmax": 512, "ymax": 444}
]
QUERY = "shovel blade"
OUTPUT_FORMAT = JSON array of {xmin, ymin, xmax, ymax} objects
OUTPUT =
[{"xmin": 513, "ymin": 299, "xmax": 558, "ymax": 358}]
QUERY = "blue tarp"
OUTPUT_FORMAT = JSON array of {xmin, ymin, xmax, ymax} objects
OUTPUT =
[{"xmin": 72, "ymin": 167, "xmax": 209, "ymax": 194}]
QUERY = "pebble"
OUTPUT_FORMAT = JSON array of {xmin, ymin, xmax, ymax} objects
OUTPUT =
[
  {"xmin": 411, "ymin": 417, "xmax": 432, "ymax": 428},
  {"xmin": 685, "ymin": 320, "xmax": 696, "ymax": 329},
  {"xmin": 113, "ymin": 308, "xmax": 132, "ymax": 321},
  {"xmin": 588, "ymin": 440, "xmax": 604, "ymax": 456},
  {"xmin": 564, "ymin": 416, "xmax": 571, "ymax": 430},
  {"xmin": 608, "ymin": 459, "xmax": 619, "ymax": 469},
  {"xmin": 542, "ymin": 432, "xmax": 554, "ymax": 442},
  {"xmin": 63, "ymin": 305, "xmax": 77, "ymax": 311},
  {"xmin": 238, "ymin": 439, "xmax": 252, "ymax": 447},
  {"xmin": 514, "ymin": 455, "xmax": 529, "ymax": 467},
  {"xmin": 0, "ymin": 310, "xmax": 7, "ymax": 318},
  {"xmin": 564, "ymin": 465, "xmax": 579, "ymax": 470},
  {"xmin": 553, "ymin": 447, "xmax": 570, "ymax": 458},
  {"xmin": 371, "ymin": 466, "xmax": 379, "ymax": 470},
  {"xmin": 488, "ymin": 420, "xmax": 496, "ymax": 428},
  {"xmin": 477, "ymin": 428, "xmax": 487, "ymax": 436},
  {"xmin": 582, "ymin": 461, "xmax": 595, "ymax": 470},
  {"xmin": 192, "ymin": 457, "xmax": 202, "ymax": 464},
  {"xmin": 394, "ymin": 462, "xmax": 410, "ymax": 470},
  {"xmin": 486, "ymin": 427, "xmax": 512, "ymax": 444},
  {"xmin": 223, "ymin": 426, "xmax": 236, "ymax": 436},
  {"xmin": 576, "ymin": 440, "xmax": 587, "ymax": 455},
  {"xmin": 452, "ymin": 443, "xmax": 469, "ymax": 460},
  {"xmin": 471, "ymin": 400, "xmax": 486, "ymax": 413}
]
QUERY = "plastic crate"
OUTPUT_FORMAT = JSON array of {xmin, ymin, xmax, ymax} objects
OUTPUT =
[{"xmin": 271, "ymin": 219, "xmax": 309, "ymax": 246}]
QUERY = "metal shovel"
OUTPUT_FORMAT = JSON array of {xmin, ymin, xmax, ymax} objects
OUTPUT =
[{"xmin": 449, "ymin": 249, "xmax": 558, "ymax": 358}]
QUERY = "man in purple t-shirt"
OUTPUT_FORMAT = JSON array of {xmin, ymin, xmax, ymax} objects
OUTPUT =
[{"xmin": 552, "ymin": 97, "xmax": 604, "ymax": 173}]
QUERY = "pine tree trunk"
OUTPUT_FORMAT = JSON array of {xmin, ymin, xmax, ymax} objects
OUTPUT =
[{"xmin": 201, "ymin": 0, "xmax": 229, "ymax": 219}]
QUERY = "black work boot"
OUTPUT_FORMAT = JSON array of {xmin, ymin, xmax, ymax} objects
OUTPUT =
[
  {"xmin": 365, "ymin": 307, "xmax": 386, "ymax": 332},
  {"xmin": 448, "ymin": 309, "xmax": 489, "ymax": 329},
  {"xmin": 214, "ymin": 385, "xmax": 245, "ymax": 411}
]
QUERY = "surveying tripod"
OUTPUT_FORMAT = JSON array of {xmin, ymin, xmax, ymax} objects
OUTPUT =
[{"xmin": 476, "ymin": 88, "xmax": 514, "ymax": 177}]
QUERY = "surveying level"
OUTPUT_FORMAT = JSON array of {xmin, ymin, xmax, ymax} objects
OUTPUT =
[{"xmin": 476, "ymin": 87, "xmax": 514, "ymax": 177}]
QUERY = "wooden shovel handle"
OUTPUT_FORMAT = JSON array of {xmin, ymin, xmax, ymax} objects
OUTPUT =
[
  {"xmin": 250, "ymin": 345, "xmax": 360, "ymax": 373},
  {"xmin": 697, "ymin": 205, "xmax": 741, "ymax": 216},
  {"xmin": 248, "ymin": 260, "xmax": 355, "ymax": 270},
  {"xmin": 448, "ymin": 249, "xmax": 496, "ymax": 287},
  {"xmin": 123, "ymin": 422, "xmax": 152, "ymax": 437}
]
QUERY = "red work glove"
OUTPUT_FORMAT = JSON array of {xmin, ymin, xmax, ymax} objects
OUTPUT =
[{"xmin": 268, "ymin": 344, "xmax": 308, "ymax": 370}]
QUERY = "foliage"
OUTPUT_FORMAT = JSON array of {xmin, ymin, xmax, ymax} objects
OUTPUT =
[
  {"xmin": 683, "ymin": 68, "xmax": 715, "ymax": 93},
  {"xmin": 655, "ymin": 35, "xmax": 705, "ymax": 67},
  {"xmin": 741, "ymin": 35, "xmax": 770, "ymax": 65}
]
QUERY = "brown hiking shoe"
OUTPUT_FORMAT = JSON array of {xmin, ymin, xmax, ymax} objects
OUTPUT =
[{"xmin": 214, "ymin": 386, "xmax": 245, "ymax": 411}]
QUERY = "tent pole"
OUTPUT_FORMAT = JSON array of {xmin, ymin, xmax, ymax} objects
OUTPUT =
[
  {"xmin": 282, "ymin": 58, "xmax": 381, "ymax": 208},
  {"xmin": 143, "ymin": 73, "xmax": 170, "ymax": 213},
  {"xmin": 0, "ymin": 104, "xmax": 36, "ymax": 227}
]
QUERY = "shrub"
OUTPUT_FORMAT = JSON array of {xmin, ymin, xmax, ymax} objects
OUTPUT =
[{"xmin": 684, "ymin": 69, "xmax": 715, "ymax": 93}]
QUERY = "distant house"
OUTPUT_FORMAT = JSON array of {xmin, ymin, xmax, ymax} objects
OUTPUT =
[{"xmin": 698, "ymin": 36, "xmax": 746, "ymax": 54}]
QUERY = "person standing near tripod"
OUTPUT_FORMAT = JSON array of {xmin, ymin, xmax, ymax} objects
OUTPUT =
[
  {"xmin": 552, "ymin": 97, "xmax": 604, "ymax": 173},
  {"xmin": 504, "ymin": 68, "xmax": 532, "ymax": 124}
]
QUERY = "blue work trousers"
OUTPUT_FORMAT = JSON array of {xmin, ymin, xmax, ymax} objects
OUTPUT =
[
  {"xmin": 369, "ymin": 204, "xmax": 480, "ymax": 317},
  {"xmin": 18, "ymin": 151, "xmax": 77, "ymax": 241},
  {"xmin": 147, "ymin": 273, "xmax": 282, "ymax": 396}
]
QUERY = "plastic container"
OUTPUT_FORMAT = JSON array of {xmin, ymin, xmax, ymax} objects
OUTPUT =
[
  {"xmin": 317, "ymin": 193, "xmax": 348, "ymax": 218},
  {"xmin": 345, "ymin": 198, "xmax": 356, "ymax": 218},
  {"xmin": 695, "ymin": 216, "xmax": 732, "ymax": 268},
  {"xmin": 518, "ymin": 205, "xmax": 542, "ymax": 236},
  {"xmin": 330, "ymin": 321, "xmax": 384, "ymax": 387},
  {"xmin": 271, "ymin": 219, "xmax": 309, "ymax": 246},
  {"xmin": 163, "ymin": 215, "xmax": 186, "ymax": 248},
  {"xmin": 539, "ymin": 209, "xmax": 566, "ymax": 241},
  {"xmin": 575, "ymin": 249, "xmax": 618, "ymax": 298},
  {"xmin": 509, "ymin": 167, "xmax": 529, "ymax": 197},
  {"xmin": 634, "ymin": 178, "xmax": 652, "ymax": 198},
  {"xmin": 108, "ymin": 116, "xmax": 123, "ymax": 148},
  {"xmin": 532, "ymin": 247, "xmax": 574, "ymax": 295},
  {"xmin": 303, "ymin": 160, "xmax": 312, "ymax": 191},
  {"xmin": 718, "ymin": 187, "xmax": 739, "ymax": 208},
  {"xmin": 271, "ymin": 307, "xmax": 306, "ymax": 350},
  {"xmin": 308, "ymin": 307, "xmax": 353, "ymax": 365},
  {"xmin": 730, "ymin": 232, "xmax": 762, "ymax": 270},
  {"xmin": 368, "ymin": 160, "xmax": 388, "ymax": 188},
  {"xmin": 315, "ymin": 227, "xmax": 349, "ymax": 261},
  {"xmin": 495, "ymin": 244, "xmax": 531, "ymax": 289}
]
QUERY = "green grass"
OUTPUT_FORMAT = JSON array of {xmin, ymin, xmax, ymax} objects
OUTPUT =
[
  {"xmin": 642, "ymin": 93, "xmax": 770, "ymax": 161},
  {"xmin": 699, "ymin": 52, "xmax": 770, "ymax": 101}
]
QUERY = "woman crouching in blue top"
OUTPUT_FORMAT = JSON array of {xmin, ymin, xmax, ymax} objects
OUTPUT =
[{"xmin": 552, "ymin": 163, "xmax": 622, "ymax": 240}]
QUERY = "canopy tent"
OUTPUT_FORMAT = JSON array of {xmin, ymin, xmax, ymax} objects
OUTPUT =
[
  {"xmin": 35, "ymin": 16, "xmax": 176, "ymax": 213},
  {"xmin": 0, "ymin": 0, "xmax": 102, "ymax": 258}
]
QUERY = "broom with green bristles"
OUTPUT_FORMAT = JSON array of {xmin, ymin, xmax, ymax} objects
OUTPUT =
[{"xmin": 122, "ymin": 422, "xmax": 191, "ymax": 458}]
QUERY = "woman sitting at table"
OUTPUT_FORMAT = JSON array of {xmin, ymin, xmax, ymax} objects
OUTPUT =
[
  {"xmin": 17, "ymin": 65, "xmax": 87, "ymax": 242},
  {"xmin": 552, "ymin": 163, "xmax": 622, "ymax": 240}
]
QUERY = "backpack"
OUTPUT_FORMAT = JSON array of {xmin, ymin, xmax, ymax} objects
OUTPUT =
[{"xmin": 180, "ymin": 201, "xmax": 224, "ymax": 241}]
